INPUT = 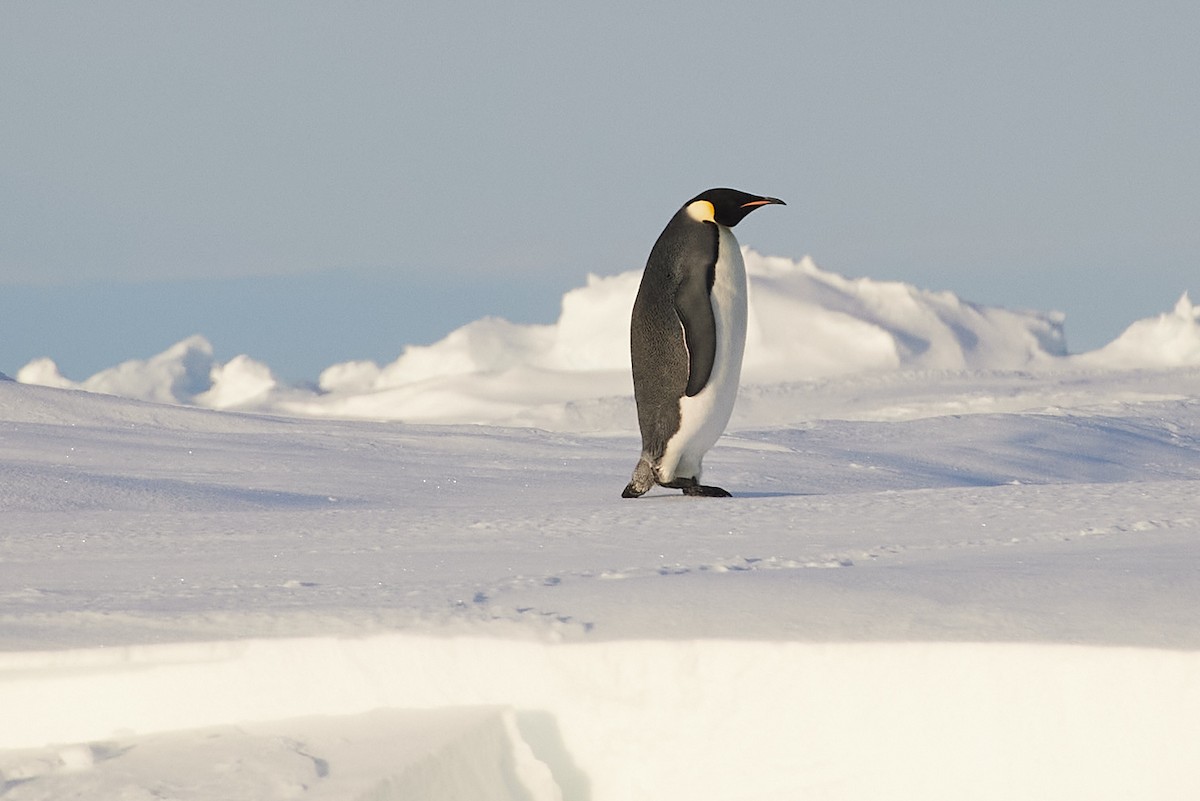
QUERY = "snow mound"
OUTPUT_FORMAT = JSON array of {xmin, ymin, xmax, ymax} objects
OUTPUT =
[
  {"xmin": 1075, "ymin": 292, "xmax": 1200, "ymax": 369},
  {"xmin": 18, "ymin": 335, "xmax": 281, "ymax": 411},
  {"xmin": 303, "ymin": 252, "xmax": 1070, "ymax": 400},
  {"xmin": 742, "ymin": 253, "xmax": 1066, "ymax": 380},
  {"xmin": 14, "ymin": 252, "xmax": 1198, "ymax": 427}
]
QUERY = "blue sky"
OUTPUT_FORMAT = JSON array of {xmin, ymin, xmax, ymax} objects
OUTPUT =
[{"xmin": 3, "ymin": 2, "xmax": 1197, "ymax": 381}]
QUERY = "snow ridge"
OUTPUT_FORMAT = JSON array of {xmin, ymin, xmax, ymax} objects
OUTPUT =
[{"xmin": 17, "ymin": 252, "xmax": 1198, "ymax": 425}]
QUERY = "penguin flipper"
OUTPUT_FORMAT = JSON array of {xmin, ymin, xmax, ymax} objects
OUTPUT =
[{"xmin": 674, "ymin": 267, "xmax": 716, "ymax": 397}]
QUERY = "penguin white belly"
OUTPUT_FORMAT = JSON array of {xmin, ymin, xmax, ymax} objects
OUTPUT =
[{"xmin": 660, "ymin": 228, "xmax": 747, "ymax": 482}]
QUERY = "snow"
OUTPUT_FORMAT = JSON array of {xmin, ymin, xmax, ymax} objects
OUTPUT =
[
  {"xmin": 3, "ymin": 253, "xmax": 1200, "ymax": 799},
  {"xmin": 15, "ymin": 251, "xmax": 1200, "ymax": 429},
  {"xmin": 1076, "ymin": 291, "xmax": 1200, "ymax": 369}
]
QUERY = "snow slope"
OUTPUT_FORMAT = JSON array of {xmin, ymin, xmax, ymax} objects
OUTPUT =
[
  {"xmin": 3, "ymin": 366, "xmax": 1200, "ymax": 799},
  {"xmin": 4, "ymin": 255, "xmax": 1200, "ymax": 799}
]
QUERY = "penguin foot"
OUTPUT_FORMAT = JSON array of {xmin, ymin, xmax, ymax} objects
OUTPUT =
[
  {"xmin": 682, "ymin": 484, "xmax": 732, "ymax": 498},
  {"xmin": 622, "ymin": 458, "xmax": 656, "ymax": 498},
  {"xmin": 621, "ymin": 482, "xmax": 647, "ymax": 498},
  {"xmin": 661, "ymin": 477, "xmax": 732, "ymax": 498}
]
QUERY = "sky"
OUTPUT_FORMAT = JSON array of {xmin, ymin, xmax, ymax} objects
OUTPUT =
[{"xmin": 2, "ymin": 2, "xmax": 1198, "ymax": 382}]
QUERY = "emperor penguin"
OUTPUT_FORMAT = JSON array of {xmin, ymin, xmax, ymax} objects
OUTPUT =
[{"xmin": 622, "ymin": 188, "xmax": 785, "ymax": 498}]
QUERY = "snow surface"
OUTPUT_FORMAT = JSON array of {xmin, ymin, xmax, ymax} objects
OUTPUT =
[{"xmin": 4, "ymin": 254, "xmax": 1200, "ymax": 799}]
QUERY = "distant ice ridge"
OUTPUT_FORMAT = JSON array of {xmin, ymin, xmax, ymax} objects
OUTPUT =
[{"xmin": 16, "ymin": 252, "xmax": 1200, "ymax": 425}]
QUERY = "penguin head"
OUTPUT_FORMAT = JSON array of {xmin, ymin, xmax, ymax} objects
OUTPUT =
[{"xmin": 684, "ymin": 188, "xmax": 786, "ymax": 227}]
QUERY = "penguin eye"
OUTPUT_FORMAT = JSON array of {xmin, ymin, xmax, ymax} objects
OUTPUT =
[{"xmin": 684, "ymin": 200, "xmax": 716, "ymax": 223}]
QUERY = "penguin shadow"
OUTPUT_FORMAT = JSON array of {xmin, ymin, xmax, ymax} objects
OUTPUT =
[{"xmin": 633, "ymin": 489, "xmax": 814, "ymax": 500}]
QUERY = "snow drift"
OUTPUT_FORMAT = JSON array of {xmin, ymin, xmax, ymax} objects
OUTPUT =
[
  {"xmin": 14, "ymin": 253, "xmax": 1195, "ymax": 429},
  {"xmin": 1076, "ymin": 291, "xmax": 1200, "ymax": 369},
  {"xmin": 317, "ymin": 251, "xmax": 1070, "ymax": 387},
  {"xmin": 5, "ymin": 635, "xmax": 1199, "ymax": 801},
  {"xmin": 22, "ymin": 251, "xmax": 1198, "ymax": 426}
]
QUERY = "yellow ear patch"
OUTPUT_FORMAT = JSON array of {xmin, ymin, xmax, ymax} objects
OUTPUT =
[{"xmin": 685, "ymin": 200, "xmax": 716, "ymax": 223}]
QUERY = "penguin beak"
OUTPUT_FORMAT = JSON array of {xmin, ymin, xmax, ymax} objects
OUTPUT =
[{"xmin": 740, "ymin": 197, "xmax": 786, "ymax": 208}]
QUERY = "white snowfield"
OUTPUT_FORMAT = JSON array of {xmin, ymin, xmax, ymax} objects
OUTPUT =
[{"xmin": 4, "ymin": 253, "xmax": 1200, "ymax": 800}]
